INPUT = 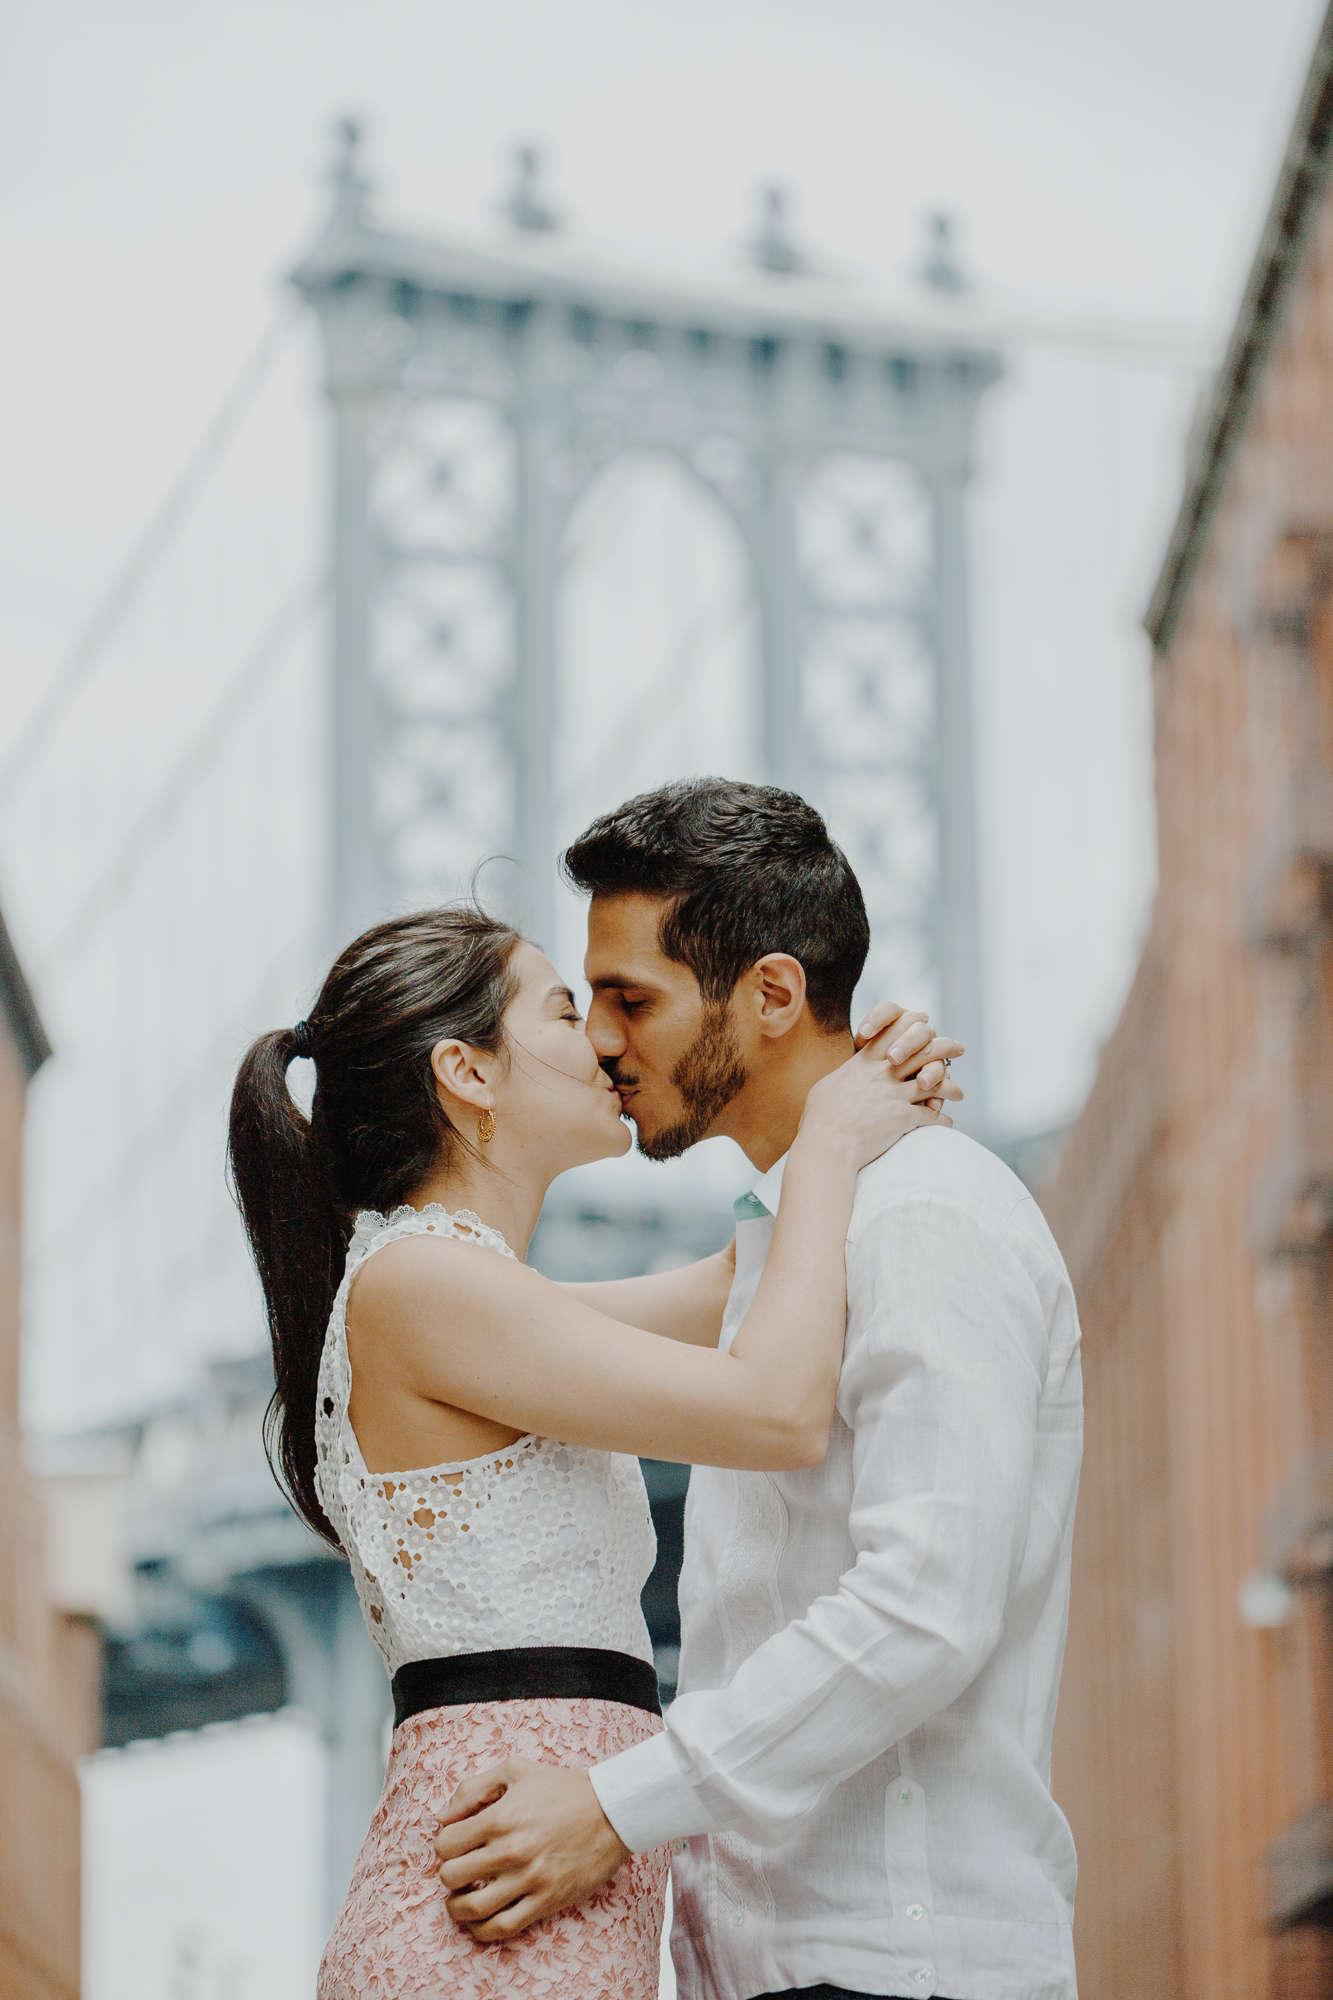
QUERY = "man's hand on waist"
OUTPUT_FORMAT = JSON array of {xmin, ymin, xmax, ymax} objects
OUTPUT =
[{"xmin": 433, "ymin": 1758, "xmax": 630, "ymax": 1940}]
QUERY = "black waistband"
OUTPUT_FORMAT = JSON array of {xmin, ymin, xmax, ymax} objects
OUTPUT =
[{"xmin": 391, "ymin": 1646, "xmax": 663, "ymax": 1730}]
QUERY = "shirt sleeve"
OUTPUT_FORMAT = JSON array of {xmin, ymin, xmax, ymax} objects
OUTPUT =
[{"xmin": 589, "ymin": 1190, "xmax": 1050, "ymax": 1852}]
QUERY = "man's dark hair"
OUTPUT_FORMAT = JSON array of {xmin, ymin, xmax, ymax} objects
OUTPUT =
[{"xmin": 562, "ymin": 778, "xmax": 870, "ymax": 1031}]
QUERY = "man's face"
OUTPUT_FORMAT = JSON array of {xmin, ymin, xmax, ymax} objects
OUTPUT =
[{"xmin": 583, "ymin": 894, "xmax": 748, "ymax": 1161}]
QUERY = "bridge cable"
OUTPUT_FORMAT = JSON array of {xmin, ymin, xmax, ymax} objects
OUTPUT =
[
  {"xmin": 24, "ymin": 931, "xmax": 318, "ymax": 1278},
  {"xmin": 0, "ymin": 304, "xmax": 300, "ymax": 804},
  {"xmin": 36, "ymin": 573, "xmax": 329, "ymax": 978}
]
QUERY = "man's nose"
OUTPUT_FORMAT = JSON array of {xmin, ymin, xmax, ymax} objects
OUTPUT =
[{"xmin": 585, "ymin": 996, "xmax": 625, "ymax": 1060}]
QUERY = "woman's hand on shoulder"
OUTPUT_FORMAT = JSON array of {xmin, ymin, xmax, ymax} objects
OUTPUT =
[
  {"xmin": 854, "ymin": 1001, "xmax": 966, "ymax": 1112},
  {"xmin": 854, "ymin": 1001, "xmax": 958, "ymax": 1073},
  {"xmin": 798, "ymin": 1008, "xmax": 964, "ymax": 1175}
]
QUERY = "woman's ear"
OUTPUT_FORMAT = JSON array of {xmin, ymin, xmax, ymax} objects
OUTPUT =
[{"xmin": 430, "ymin": 1039, "xmax": 492, "ymax": 1110}]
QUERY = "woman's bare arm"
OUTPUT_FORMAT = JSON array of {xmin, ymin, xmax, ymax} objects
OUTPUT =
[
  {"xmin": 557, "ymin": 1246, "xmax": 735, "ymax": 1348},
  {"xmin": 348, "ymin": 1049, "xmax": 955, "ymax": 1470}
]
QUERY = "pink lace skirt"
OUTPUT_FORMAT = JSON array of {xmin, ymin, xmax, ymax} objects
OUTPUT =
[{"xmin": 319, "ymin": 1696, "xmax": 670, "ymax": 1999}]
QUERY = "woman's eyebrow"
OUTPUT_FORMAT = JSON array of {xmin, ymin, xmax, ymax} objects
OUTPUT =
[{"xmin": 545, "ymin": 983, "xmax": 578, "ymax": 1007}]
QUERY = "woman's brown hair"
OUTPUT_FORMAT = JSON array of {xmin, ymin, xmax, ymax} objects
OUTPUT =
[{"xmin": 228, "ymin": 906, "xmax": 522, "ymax": 1545}]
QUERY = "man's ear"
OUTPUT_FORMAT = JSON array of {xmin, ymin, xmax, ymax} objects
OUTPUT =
[
  {"xmin": 744, "ymin": 954, "xmax": 808, "ymax": 1040},
  {"xmin": 431, "ymin": 1039, "xmax": 492, "ymax": 1111}
]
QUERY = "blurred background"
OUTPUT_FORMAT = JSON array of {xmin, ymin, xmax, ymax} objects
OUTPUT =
[{"xmin": 3, "ymin": 2, "xmax": 1332, "ymax": 1997}]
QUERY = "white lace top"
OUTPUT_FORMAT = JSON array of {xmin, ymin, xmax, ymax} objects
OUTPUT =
[{"xmin": 313, "ymin": 1204, "xmax": 657, "ymax": 1678}]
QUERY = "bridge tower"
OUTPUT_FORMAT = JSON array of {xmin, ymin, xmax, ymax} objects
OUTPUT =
[
  {"xmin": 67, "ymin": 132, "xmax": 1005, "ymax": 1954},
  {"xmin": 292, "ymin": 126, "xmax": 1002, "ymax": 1119}
]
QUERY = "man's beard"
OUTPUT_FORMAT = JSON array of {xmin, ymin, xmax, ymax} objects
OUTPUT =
[{"xmin": 635, "ymin": 1007, "xmax": 749, "ymax": 1162}]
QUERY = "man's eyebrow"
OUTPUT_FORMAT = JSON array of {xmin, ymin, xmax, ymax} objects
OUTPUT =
[{"xmin": 587, "ymin": 975, "xmax": 654, "ymax": 991}]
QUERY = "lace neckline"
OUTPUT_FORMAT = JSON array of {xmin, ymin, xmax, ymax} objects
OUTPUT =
[{"xmin": 349, "ymin": 1201, "xmax": 517, "ymax": 1261}]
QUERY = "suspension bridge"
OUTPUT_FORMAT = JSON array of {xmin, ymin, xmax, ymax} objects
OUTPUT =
[{"xmin": 1, "ymin": 126, "xmax": 1212, "ymax": 1922}]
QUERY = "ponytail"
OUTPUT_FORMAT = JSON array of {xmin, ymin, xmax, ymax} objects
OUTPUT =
[
  {"xmin": 228, "ymin": 906, "xmax": 522, "ymax": 1546},
  {"xmin": 229, "ymin": 1026, "xmax": 348, "ymax": 1545}
]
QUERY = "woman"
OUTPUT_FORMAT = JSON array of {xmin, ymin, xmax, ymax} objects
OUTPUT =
[{"xmin": 228, "ymin": 905, "xmax": 959, "ymax": 2000}]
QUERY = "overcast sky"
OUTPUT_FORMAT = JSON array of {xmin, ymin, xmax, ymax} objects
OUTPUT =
[
  {"xmin": 3, "ymin": 0, "xmax": 1328, "ymax": 1149},
  {"xmin": 0, "ymin": 0, "xmax": 1322, "ymax": 706},
  {"xmin": 2, "ymin": 0, "xmax": 1330, "ymax": 1158}
]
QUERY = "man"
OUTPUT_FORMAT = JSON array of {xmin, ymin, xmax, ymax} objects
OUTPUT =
[{"xmin": 436, "ymin": 778, "xmax": 1083, "ymax": 2000}]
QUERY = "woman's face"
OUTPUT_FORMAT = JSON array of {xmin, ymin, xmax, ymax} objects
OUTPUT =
[{"xmin": 492, "ymin": 942, "xmax": 632, "ymax": 1172}]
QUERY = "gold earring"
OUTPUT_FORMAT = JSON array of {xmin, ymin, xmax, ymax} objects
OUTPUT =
[{"xmin": 477, "ymin": 1106, "xmax": 496, "ymax": 1145}]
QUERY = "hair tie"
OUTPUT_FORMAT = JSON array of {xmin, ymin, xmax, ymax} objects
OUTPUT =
[{"xmin": 291, "ymin": 1019, "xmax": 313, "ymax": 1060}]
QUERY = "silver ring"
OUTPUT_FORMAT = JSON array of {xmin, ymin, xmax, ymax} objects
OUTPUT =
[{"xmin": 942, "ymin": 1057, "xmax": 952, "ymax": 1072}]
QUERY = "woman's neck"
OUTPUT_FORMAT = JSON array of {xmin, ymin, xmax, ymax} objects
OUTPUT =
[{"xmin": 405, "ymin": 1150, "xmax": 548, "ymax": 1261}]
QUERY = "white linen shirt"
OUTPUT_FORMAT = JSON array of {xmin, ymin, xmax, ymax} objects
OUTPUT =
[{"xmin": 590, "ymin": 1127, "xmax": 1083, "ymax": 2000}]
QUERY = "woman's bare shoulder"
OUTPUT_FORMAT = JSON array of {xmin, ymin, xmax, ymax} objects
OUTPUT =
[{"xmin": 351, "ymin": 1231, "xmax": 534, "ymax": 1323}]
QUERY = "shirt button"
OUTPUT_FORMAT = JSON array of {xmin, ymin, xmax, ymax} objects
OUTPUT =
[
  {"xmin": 731, "ymin": 1910, "xmax": 745, "ymax": 1926},
  {"xmin": 914, "ymin": 1971, "xmax": 933, "ymax": 1986},
  {"xmin": 907, "ymin": 1903, "xmax": 925, "ymax": 1920},
  {"xmin": 672, "ymin": 1840, "xmax": 687, "ymax": 1854},
  {"xmin": 897, "ymin": 1787, "xmax": 914, "ymax": 1805}
]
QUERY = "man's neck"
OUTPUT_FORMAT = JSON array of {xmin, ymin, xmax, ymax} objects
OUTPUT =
[{"xmin": 719, "ymin": 1027, "xmax": 855, "ymax": 1173}]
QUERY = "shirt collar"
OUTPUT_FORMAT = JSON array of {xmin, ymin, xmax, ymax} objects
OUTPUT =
[{"xmin": 732, "ymin": 1152, "xmax": 788, "ymax": 1223}]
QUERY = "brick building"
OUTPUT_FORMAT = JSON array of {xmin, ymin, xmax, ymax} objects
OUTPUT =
[
  {"xmin": 1042, "ymin": 10, "xmax": 1333, "ymax": 1996},
  {"xmin": 0, "ymin": 911, "xmax": 98, "ymax": 1999}
]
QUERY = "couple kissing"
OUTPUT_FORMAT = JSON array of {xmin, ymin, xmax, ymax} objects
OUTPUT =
[{"xmin": 229, "ymin": 776, "xmax": 1082, "ymax": 2000}]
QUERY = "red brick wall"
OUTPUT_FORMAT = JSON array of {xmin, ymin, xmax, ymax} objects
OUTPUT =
[
  {"xmin": 1043, "ymin": 944, "xmax": 1183, "ymax": 1997},
  {"xmin": 1042, "ymin": 188, "xmax": 1333, "ymax": 2000},
  {"xmin": 0, "ymin": 1023, "xmax": 96, "ymax": 2000}
]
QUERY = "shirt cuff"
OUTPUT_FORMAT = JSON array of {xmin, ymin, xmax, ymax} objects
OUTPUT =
[{"xmin": 588, "ymin": 1726, "xmax": 718, "ymax": 1852}]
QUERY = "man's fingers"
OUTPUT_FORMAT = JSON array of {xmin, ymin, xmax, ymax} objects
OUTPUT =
[
  {"xmin": 436, "ymin": 1768, "xmax": 513, "ymax": 1831},
  {"xmin": 434, "ymin": 1800, "xmax": 509, "ymax": 1863},
  {"xmin": 436, "ymin": 1833, "xmax": 518, "ymax": 1893},
  {"xmin": 445, "ymin": 1865, "xmax": 536, "ymax": 1923},
  {"xmin": 433, "ymin": 1756, "xmax": 627, "ymax": 1942},
  {"xmin": 463, "ymin": 1891, "xmax": 555, "ymax": 1944}
]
